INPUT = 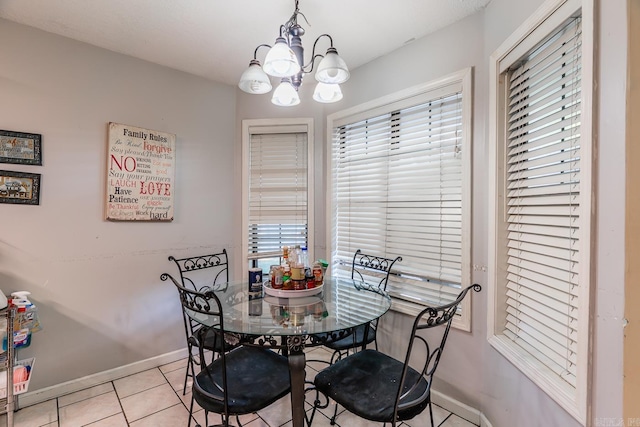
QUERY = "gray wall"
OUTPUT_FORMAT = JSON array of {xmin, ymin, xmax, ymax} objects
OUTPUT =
[
  {"xmin": 0, "ymin": 0, "xmax": 627, "ymax": 424},
  {"xmin": 0, "ymin": 19, "xmax": 236, "ymax": 390}
]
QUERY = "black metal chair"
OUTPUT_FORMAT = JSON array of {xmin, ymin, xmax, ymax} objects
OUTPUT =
[
  {"xmin": 161, "ymin": 272, "xmax": 291, "ymax": 427},
  {"xmin": 166, "ymin": 251, "xmax": 234, "ymax": 395},
  {"xmin": 312, "ymin": 284, "xmax": 482, "ymax": 427},
  {"xmin": 324, "ymin": 249, "xmax": 402, "ymax": 363}
]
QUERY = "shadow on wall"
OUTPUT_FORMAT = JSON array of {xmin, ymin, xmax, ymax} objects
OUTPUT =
[{"xmin": 0, "ymin": 265, "xmax": 184, "ymax": 393}]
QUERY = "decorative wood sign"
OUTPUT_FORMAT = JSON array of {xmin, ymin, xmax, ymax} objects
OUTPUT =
[{"xmin": 106, "ymin": 122, "xmax": 175, "ymax": 221}]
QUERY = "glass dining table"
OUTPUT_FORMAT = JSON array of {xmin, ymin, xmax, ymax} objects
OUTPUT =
[{"xmin": 184, "ymin": 276, "xmax": 392, "ymax": 427}]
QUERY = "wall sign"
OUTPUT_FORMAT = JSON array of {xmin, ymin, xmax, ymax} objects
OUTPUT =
[{"xmin": 106, "ymin": 122, "xmax": 175, "ymax": 221}]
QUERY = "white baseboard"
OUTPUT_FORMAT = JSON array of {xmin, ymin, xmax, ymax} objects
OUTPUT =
[
  {"xmin": 480, "ymin": 412, "xmax": 494, "ymax": 427},
  {"xmin": 431, "ymin": 388, "xmax": 494, "ymax": 427},
  {"xmin": 17, "ymin": 348, "xmax": 189, "ymax": 408},
  {"xmin": 17, "ymin": 350, "xmax": 494, "ymax": 427}
]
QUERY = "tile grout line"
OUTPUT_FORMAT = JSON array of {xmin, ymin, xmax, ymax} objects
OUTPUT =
[
  {"xmin": 122, "ymin": 368, "xmax": 187, "ymax": 426},
  {"xmin": 54, "ymin": 397, "xmax": 60, "ymax": 427},
  {"xmin": 438, "ymin": 412, "xmax": 453, "ymax": 427},
  {"xmin": 109, "ymin": 378, "xmax": 133, "ymax": 427},
  {"xmin": 161, "ymin": 363, "xmax": 200, "ymax": 426}
]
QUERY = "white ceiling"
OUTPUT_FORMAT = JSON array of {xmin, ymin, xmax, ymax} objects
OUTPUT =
[{"xmin": 0, "ymin": 0, "xmax": 491, "ymax": 87}]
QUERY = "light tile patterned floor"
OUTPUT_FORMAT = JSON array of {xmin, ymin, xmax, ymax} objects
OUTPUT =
[{"xmin": 0, "ymin": 347, "xmax": 479, "ymax": 427}]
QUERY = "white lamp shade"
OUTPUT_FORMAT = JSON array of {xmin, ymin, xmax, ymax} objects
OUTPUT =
[
  {"xmin": 313, "ymin": 82, "xmax": 343, "ymax": 103},
  {"xmin": 315, "ymin": 48, "xmax": 350, "ymax": 84},
  {"xmin": 238, "ymin": 62, "xmax": 272, "ymax": 94},
  {"xmin": 263, "ymin": 38, "xmax": 301, "ymax": 77},
  {"xmin": 272, "ymin": 80, "xmax": 301, "ymax": 106}
]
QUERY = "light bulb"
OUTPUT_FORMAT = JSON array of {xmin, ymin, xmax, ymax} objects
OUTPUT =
[
  {"xmin": 315, "ymin": 47, "xmax": 350, "ymax": 84},
  {"xmin": 313, "ymin": 83, "xmax": 343, "ymax": 103},
  {"xmin": 263, "ymin": 37, "xmax": 301, "ymax": 78},
  {"xmin": 272, "ymin": 80, "xmax": 300, "ymax": 106},
  {"xmin": 272, "ymin": 60, "xmax": 292, "ymax": 76}
]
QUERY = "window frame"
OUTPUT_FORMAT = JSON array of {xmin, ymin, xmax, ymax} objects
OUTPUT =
[
  {"xmin": 326, "ymin": 68, "xmax": 473, "ymax": 330},
  {"xmin": 241, "ymin": 118, "xmax": 314, "ymax": 278},
  {"xmin": 487, "ymin": 0, "xmax": 594, "ymax": 423}
]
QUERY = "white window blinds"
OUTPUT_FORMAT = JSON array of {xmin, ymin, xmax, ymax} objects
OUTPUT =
[
  {"xmin": 330, "ymin": 72, "xmax": 471, "ymax": 325},
  {"xmin": 503, "ymin": 17, "xmax": 582, "ymax": 389},
  {"xmin": 247, "ymin": 130, "xmax": 308, "ymax": 259}
]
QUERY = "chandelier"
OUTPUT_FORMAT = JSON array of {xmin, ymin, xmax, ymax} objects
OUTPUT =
[{"xmin": 238, "ymin": 0, "xmax": 350, "ymax": 107}]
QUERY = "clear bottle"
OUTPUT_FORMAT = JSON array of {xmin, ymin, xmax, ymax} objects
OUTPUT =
[
  {"xmin": 291, "ymin": 245, "xmax": 301, "ymax": 267},
  {"xmin": 300, "ymin": 247, "xmax": 309, "ymax": 269}
]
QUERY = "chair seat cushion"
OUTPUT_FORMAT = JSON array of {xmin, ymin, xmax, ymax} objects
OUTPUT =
[
  {"xmin": 193, "ymin": 346, "xmax": 291, "ymax": 415},
  {"xmin": 324, "ymin": 324, "xmax": 375, "ymax": 351},
  {"xmin": 314, "ymin": 349, "xmax": 430, "ymax": 422},
  {"xmin": 200, "ymin": 327, "xmax": 224, "ymax": 351},
  {"xmin": 193, "ymin": 326, "xmax": 239, "ymax": 353}
]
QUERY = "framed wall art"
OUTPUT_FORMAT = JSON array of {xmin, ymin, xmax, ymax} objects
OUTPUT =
[
  {"xmin": 0, "ymin": 170, "xmax": 41, "ymax": 205},
  {"xmin": 0, "ymin": 130, "xmax": 42, "ymax": 165},
  {"xmin": 105, "ymin": 122, "xmax": 176, "ymax": 221}
]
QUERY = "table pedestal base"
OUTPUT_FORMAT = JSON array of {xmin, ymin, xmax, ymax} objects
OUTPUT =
[{"xmin": 288, "ymin": 349, "xmax": 306, "ymax": 427}]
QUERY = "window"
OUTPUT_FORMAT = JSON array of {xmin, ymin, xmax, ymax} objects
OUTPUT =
[
  {"xmin": 242, "ymin": 119, "xmax": 314, "ymax": 274},
  {"xmin": 327, "ymin": 68, "xmax": 472, "ymax": 330},
  {"xmin": 488, "ymin": 0, "xmax": 592, "ymax": 422}
]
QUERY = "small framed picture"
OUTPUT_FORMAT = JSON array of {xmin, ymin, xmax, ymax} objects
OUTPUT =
[
  {"xmin": 0, "ymin": 170, "xmax": 41, "ymax": 205},
  {"xmin": 0, "ymin": 129, "xmax": 42, "ymax": 165}
]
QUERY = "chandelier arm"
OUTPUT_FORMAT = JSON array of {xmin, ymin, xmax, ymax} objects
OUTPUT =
[
  {"xmin": 313, "ymin": 33, "xmax": 335, "ymax": 50},
  {"xmin": 301, "ymin": 54, "xmax": 325, "ymax": 74},
  {"xmin": 279, "ymin": 24, "xmax": 289, "ymax": 38},
  {"xmin": 252, "ymin": 44, "xmax": 272, "ymax": 60},
  {"xmin": 299, "ymin": 34, "xmax": 334, "ymax": 72}
]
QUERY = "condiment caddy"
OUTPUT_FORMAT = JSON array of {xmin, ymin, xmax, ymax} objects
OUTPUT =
[{"xmin": 265, "ymin": 246, "xmax": 328, "ymax": 296}]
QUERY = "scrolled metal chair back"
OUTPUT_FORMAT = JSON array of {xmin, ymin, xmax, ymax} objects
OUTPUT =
[
  {"xmin": 168, "ymin": 249, "xmax": 229, "ymax": 292},
  {"xmin": 351, "ymin": 249, "xmax": 402, "ymax": 291},
  {"xmin": 161, "ymin": 273, "xmax": 224, "ymax": 332},
  {"xmin": 393, "ymin": 284, "xmax": 482, "ymax": 421}
]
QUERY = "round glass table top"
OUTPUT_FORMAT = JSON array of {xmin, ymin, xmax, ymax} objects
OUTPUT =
[{"xmin": 186, "ymin": 276, "xmax": 392, "ymax": 337}]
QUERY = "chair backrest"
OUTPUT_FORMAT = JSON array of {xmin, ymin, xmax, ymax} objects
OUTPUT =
[
  {"xmin": 165, "ymin": 251, "xmax": 229, "ymax": 370},
  {"xmin": 160, "ymin": 273, "xmax": 233, "ymax": 410},
  {"xmin": 168, "ymin": 250, "xmax": 229, "ymax": 292},
  {"xmin": 161, "ymin": 272, "xmax": 224, "ymax": 328},
  {"xmin": 393, "ymin": 284, "xmax": 482, "ymax": 421},
  {"xmin": 351, "ymin": 249, "xmax": 402, "ymax": 291}
]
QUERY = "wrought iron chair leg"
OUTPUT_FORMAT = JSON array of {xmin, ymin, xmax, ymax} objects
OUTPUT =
[
  {"xmin": 306, "ymin": 380, "xmax": 329, "ymax": 427},
  {"xmin": 330, "ymin": 349, "xmax": 347, "ymax": 365},
  {"xmin": 185, "ymin": 339, "xmax": 199, "ymax": 395},
  {"xmin": 330, "ymin": 401, "xmax": 339, "ymax": 425},
  {"xmin": 184, "ymin": 353, "xmax": 193, "ymax": 395}
]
